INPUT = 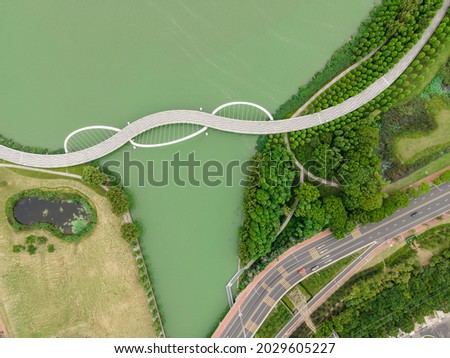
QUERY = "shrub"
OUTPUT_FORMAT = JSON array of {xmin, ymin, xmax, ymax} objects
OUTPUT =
[
  {"xmin": 37, "ymin": 236, "xmax": 48, "ymax": 245},
  {"xmin": 47, "ymin": 244, "xmax": 56, "ymax": 253},
  {"xmin": 12, "ymin": 245, "xmax": 25, "ymax": 253},
  {"xmin": 418, "ymin": 182, "xmax": 431, "ymax": 195},
  {"xmin": 390, "ymin": 190, "xmax": 410, "ymax": 208},
  {"xmin": 121, "ymin": 223, "xmax": 140, "ymax": 245},
  {"xmin": 25, "ymin": 235, "xmax": 36, "ymax": 245},
  {"xmin": 27, "ymin": 244, "xmax": 37, "ymax": 255},
  {"xmin": 406, "ymin": 186, "xmax": 419, "ymax": 198},
  {"xmin": 82, "ymin": 166, "xmax": 106, "ymax": 186},
  {"xmin": 439, "ymin": 170, "xmax": 450, "ymax": 182},
  {"xmin": 106, "ymin": 186, "xmax": 130, "ymax": 216}
]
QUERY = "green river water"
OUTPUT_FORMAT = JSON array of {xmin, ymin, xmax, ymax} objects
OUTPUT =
[{"xmin": 0, "ymin": 0, "xmax": 376, "ymax": 337}]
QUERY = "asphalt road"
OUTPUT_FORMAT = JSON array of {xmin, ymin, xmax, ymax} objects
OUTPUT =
[
  {"xmin": 215, "ymin": 182, "xmax": 450, "ymax": 338},
  {"xmin": 276, "ymin": 242, "xmax": 382, "ymax": 337}
]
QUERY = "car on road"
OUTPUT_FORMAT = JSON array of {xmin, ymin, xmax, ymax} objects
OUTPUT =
[
  {"xmin": 311, "ymin": 265, "xmax": 320, "ymax": 272},
  {"xmin": 410, "ymin": 211, "xmax": 419, "ymax": 218},
  {"xmin": 297, "ymin": 267, "xmax": 306, "ymax": 275}
]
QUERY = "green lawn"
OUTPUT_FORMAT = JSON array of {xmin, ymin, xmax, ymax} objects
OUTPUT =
[
  {"xmin": 298, "ymin": 251, "xmax": 362, "ymax": 297},
  {"xmin": 0, "ymin": 168, "xmax": 154, "ymax": 337},
  {"xmin": 255, "ymin": 302, "xmax": 293, "ymax": 338},
  {"xmin": 383, "ymin": 154, "xmax": 450, "ymax": 193},
  {"xmin": 395, "ymin": 98, "xmax": 450, "ymax": 163}
]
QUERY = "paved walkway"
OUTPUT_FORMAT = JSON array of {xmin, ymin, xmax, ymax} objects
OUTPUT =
[
  {"xmin": 283, "ymin": 134, "xmax": 340, "ymax": 188},
  {"xmin": 292, "ymin": 44, "xmax": 383, "ymax": 117},
  {"xmin": 0, "ymin": 0, "xmax": 447, "ymax": 168},
  {"xmin": 0, "ymin": 163, "xmax": 81, "ymax": 179}
]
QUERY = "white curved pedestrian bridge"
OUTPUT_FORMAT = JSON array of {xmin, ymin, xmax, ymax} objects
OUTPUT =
[
  {"xmin": 0, "ymin": 0, "xmax": 447, "ymax": 169},
  {"xmin": 63, "ymin": 101, "xmax": 273, "ymax": 153}
]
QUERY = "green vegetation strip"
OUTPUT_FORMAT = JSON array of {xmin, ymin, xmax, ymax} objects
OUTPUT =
[
  {"xmin": 255, "ymin": 302, "xmax": 293, "ymax": 338},
  {"xmin": 240, "ymin": 1, "xmax": 449, "ymax": 291},
  {"xmin": 299, "ymin": 251, "xmax": 362, "ymax": 298},
  {"xmin": 291, "ymin": 224, "xmax": 450, "ymax": 338}
]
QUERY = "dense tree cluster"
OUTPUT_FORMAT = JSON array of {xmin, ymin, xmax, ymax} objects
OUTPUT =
[
  {"xmin": 273, "ymin": 0, "xmax": 443, "ymax": 120},
  {"xmin": 300, "ymin": 0, "xmax": 442, "ymax": 116},
  {"xmin": 239, "ymin": 2, "xmax": 448, "ymax": 264},
  {"xmin": 315, "ymin": 247, "xmax": 450, "ymax": 337},
  {"xmin": 239, "ymin": 145, "xmax": 295, "ymax": 262}
]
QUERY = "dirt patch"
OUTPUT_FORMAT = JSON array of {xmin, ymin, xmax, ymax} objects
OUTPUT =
[
  {"xmin": 416, "ymin": 246, "xmax": 434, "ymax": 266},
  {"xmin": 0, "ymin": 318, "xmax": 9, "ymax": 338}
]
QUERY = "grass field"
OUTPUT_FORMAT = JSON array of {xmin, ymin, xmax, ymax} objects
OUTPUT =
[
  {"xmin": 0, "ymin": 167, "xmax": 155, "ymax": 337},
  {"xmin": 383, "ymin": 156, "xmax": 450, "ymax": 193},
  {"xmin": 360, "ymin": 238, "xmax": 405, "ymax": 271},
  {"xmin": 395, "ymin": 98, "xmax": 450, "ymax": 163},
  {"xmin": 255, "ymin": 301, "xmax": 293, "ymax": 338},
  {"xmin": 298, "ymin": 251, "xmax": 362, "ymax": 298}
]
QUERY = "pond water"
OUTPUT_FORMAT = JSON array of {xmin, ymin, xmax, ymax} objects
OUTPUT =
[
  {"xmin": 0, "ymin": 0, "xmax": 377, "ymax": 337},
  {"xmin": 13, "ymin": 197, "xmax": 89, "ymax": 234}
]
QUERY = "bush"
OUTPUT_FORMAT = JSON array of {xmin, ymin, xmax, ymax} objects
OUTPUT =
[
  {"xmin": 27, "ymin": 244, "xmax": 37, "ymax": 255},
  {"xmin": 121, "ymin": 223, "xmax": 140, "ymax": 245},
  {"xmin": 82, "ymin": 166, "xmax": 106, "ymax": 186},
  {"xmin": 25, "ymin": 235, "xmax": 36, "ymax": 245},
  {"xmin": 418, "ymin": 182, "xmax": 431, "ymax": 195},
  {"xmin": 406, "ymin": 186, "xmax": 419, "ymax": 198},
  {"xmin": 12, "ymin": 244, "xmax": 25, "ymax": 253},
  {"xmin": 47, "ymin": 244, "xmax": 56, "ymax": 253},
  {"xmin": 439, "ymin": 170, "xmax": 450, "ymax": 182},
  {"xmin": 106, "ymin": 186, "xmax": 130, "ymax": 216},
  {"xmin": 37, "ymin": 236, "xmax": 48, "ymax": 245}
]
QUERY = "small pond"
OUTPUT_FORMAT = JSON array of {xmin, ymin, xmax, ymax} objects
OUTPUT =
[{"xmin": 13, "ymin": 196, "xmax": 92, "ymax": 236}]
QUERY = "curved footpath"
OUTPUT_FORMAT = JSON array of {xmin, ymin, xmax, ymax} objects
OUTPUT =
[
  {"xmin": 0, "ymin": 0, "xmax": 448, "ymax": 168},
  {"xmin": 213, "ymin": 182, "xmax": 450, "ymax": 337}
]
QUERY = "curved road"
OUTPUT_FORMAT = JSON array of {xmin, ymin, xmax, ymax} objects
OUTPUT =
[
  {"xmin": 213, "ymin": 182, "xmax": 450, "ymax": 337},
  {"xmin": 0, "ymin": 0, "xmax": 447, "ymax": 168}
]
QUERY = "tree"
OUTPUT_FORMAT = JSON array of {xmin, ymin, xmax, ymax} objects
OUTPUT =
[
  {"xmin": 121, "ymin": 223, "xmax": 140, "ymax": 246},
  {"xmin": 323, "ymin": 195, "xmax": 352, "ymax": 239},
  {"xmin": 107, "ymin": 186, "xmax": 130, "ymax": 216},
  {"xmin": 390, "ymin": 190, "xmax": 410, "ymax": 209},
  {"xmin": 309, "ymin": 144, "xmax": 342, "ymax": 178},
  {"xmin": 418, "ymin": 182, "xmax": 430, "ymax": 195},
  {"xmin": 439, "ymin": 170, "xmax": 450, "ymax": 183},
  {"xmin": 82, "ymin": 166, "xmax": 106, "ymax": 186},
  {"xmin": 406, "ymin": 186, "xmax": 419, "ymax": 198},
  {"xmin": 47, "ymin": 244, "xmax": 56, "ymax": 253}
]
